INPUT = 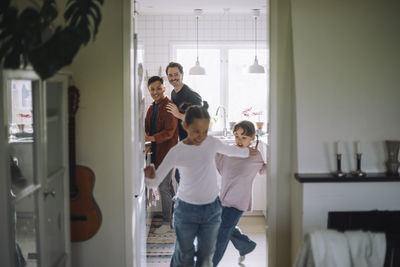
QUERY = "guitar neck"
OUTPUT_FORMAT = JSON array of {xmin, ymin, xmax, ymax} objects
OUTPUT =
[{"xmin": 69, "ymin": 115, "xmax": 78, "ymax": 197}]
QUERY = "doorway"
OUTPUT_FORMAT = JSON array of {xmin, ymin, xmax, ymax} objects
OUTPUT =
[{"xmin": 123, "ymin": 1, "xmax": 271, "ymax": 266}]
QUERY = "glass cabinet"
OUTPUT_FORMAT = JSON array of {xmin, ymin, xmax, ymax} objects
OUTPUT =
[{"xmin": 0, "ymin": 69, "xmax": 71, "ymax": 267}]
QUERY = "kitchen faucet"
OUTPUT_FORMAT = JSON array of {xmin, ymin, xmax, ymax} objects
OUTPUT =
[{"xmin": 216, "ymin": 106, "xmax": 228, "ymax": 137}]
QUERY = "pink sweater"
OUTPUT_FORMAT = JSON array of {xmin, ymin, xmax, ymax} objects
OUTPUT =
[{"xmin": 216, "ymin": 151, "xmax": 266, "ymax": 211}]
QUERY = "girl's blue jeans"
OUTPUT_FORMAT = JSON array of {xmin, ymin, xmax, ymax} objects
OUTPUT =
[
  {"xmin": 212, "ymin": 206, "xmax": 256, "ymax": 266},
  {"xmin": 170, "ymin": 197, "xmax": 222, "ymax": 267}
]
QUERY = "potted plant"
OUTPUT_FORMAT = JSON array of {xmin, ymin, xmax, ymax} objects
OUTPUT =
[
  {"xmin": 0, "ymin": 0, "xmax": 103, "ymax": 80},
  {"xmin": 17, "ymin": 113, "xmax": 32, "ymax": 132},
  {"xmin": 252, "ymin": 111, "xmax": 264, "ymax": 130}
]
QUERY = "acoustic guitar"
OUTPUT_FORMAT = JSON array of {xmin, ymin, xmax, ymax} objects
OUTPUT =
[{"xmin": 68, "ymin": 85, "xmax": 102, "ymax": 242}]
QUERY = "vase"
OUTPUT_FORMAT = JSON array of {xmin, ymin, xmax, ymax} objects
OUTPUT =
[
  {"xmin": 385, "ymin": 140, "xmax": 400, "ymax": 176},
  {"xmin": 17, "ymin": 124, "xmax": 25, "ymax": 133}
]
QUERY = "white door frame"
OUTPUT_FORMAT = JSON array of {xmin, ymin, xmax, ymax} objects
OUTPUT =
[
  {"xmin": 123, "ymin": 1, "xmax": 147, "ymax": 267},
  {"xmin": 121, "ymin": 1, "xmax": 282, "ymax": 267},
  {"xmin": 0, "ymin": 68, "xmax": 14, "ymax": 267},
  {"xmin": 123, "ymin": 0, "xmax": 134, "ymax": 266}
]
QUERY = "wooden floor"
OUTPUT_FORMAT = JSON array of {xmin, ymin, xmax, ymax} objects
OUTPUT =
[
  {"xmin": 218, "ymin": 216, "xmax": 267, "ymax": 267},
  {"xmin": 147, "ymin": 215, "xmax": 267, "ymax": 267}
]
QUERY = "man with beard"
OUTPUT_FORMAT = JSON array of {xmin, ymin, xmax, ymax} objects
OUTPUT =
[
  {"xmin": 165, "ymin": 62, "xmax": 203, "ymax": 184},
  {"xmin": 165, "ymin": 62, "xmax": 203, "ymax": 140}
]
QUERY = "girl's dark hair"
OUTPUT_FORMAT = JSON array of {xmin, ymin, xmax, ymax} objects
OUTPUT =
[
  {"xmin": 181, "ymin": 101, "xmax": 210, "ymax": 125},
  {"xmin": 148, "ymin": 76, "xmax": 163, "ymax": 87},
  {"xmin": 233, "ymin": 120, "xmax": 256, "ymax": 137}
]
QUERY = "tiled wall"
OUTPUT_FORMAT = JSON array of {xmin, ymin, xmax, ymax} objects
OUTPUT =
[{"xmin": 137, "ymin": 14, "xmax": 267, "ymax": 77}]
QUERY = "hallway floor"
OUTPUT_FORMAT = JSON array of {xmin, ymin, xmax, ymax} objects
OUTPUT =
[
  {"xmin": 218, "ymin": 215, "xmax": 267, "ymax": 267},
  {"xmin": 147, "ymin": 215, "xmax": 267, "ymax": 267}
]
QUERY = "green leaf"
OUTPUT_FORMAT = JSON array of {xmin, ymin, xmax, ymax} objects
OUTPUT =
[
  {"xmin": 29, "ymin": 26, "xmax": 83, "ymax": 79},
  {"xmin": 40, "ymin": 0, "xmax": 58, "ymax": 26},
  {"xmin": 1, "ymin": 0, "xmax": 102, "ymax": 78},
  {"xmin": 64, "ymin": 0, "xmax": 102, "ymax": 43},
  {"xmin": 4, "ymin": 50, "xmax": 20, "ymax": 69},
  {"xmin": 0, "ymin": 0, "xmax": 11, "ymax": 15}
]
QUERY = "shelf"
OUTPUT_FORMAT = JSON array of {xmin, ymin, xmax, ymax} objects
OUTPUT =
[{"xmin": 295, "ymin": 172, "xmax": 400, "ymax": 183}]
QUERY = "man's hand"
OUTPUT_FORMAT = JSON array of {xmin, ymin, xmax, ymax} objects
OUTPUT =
[
  {"xmin": 144, "ymin": 164, "xmax": 156, "ymax": 178},
  {"xmin": 166, "ymin": 103, "xmax": 184, "ymax": 120}
]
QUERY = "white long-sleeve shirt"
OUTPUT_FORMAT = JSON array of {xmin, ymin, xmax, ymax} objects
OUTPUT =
[{"xmin": 145, "ymin": 136, "xmax": 249, "ymax": 205}]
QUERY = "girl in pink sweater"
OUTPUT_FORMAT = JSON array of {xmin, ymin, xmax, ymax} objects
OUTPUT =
[{"xmin": 213, "ymin": 120, "xmax": 266, "ymax": 266}]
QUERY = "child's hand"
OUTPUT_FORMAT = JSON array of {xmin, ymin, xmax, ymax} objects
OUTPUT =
[
  {"xmin": 145, "ymin": 134, "xmax": 155, "ymax": 142},
  {"xmin": 144, "ymin": 164, "xmax": 156, "ymax": 178},
  {"xmin": 248, "ymin": 146, "xmax": 258, "ymax": 157}
]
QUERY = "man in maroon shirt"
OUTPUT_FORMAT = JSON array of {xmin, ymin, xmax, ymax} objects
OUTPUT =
[{"xmin": 145, "ymin": 76, "xmax": 178, "ymax": 234}]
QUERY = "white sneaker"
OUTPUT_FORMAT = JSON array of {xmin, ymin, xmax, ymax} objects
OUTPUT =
[
  {"xmin": 153, "ymin": 224, "xmax": 174, "ymax": 235},
  {"xmin": 238, "ymin": 255, "xmax": 245, "ymax": 264}
]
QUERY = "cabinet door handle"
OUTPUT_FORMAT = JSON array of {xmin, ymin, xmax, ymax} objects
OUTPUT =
[{"xmin": 44, "ymin": 190, "xmax": 56, "ymax": 198}]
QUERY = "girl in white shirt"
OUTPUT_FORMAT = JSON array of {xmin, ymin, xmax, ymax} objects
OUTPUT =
[{"xmin": 144, "ymin": 103, "xmax": 257, "ymax": 267}]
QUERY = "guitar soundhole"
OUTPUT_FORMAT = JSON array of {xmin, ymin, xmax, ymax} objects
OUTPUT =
[{"xmin": 71, "ymin": 216, "xmax": 88, "ymax": 221}]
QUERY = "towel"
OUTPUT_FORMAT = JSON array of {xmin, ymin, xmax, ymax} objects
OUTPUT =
[
  {"xmin": 294, "ymin": 230, "xmax": 386, "ymax": 267},
  {"xmin": 310, "ymin": 230, "xmax": 352, "ymax": 267},
  {"xmin": 344, "ymin": 231, "xmax": 386, "ymax": 267}
]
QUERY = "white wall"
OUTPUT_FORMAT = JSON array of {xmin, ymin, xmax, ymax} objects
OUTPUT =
[
  {"xmin": 292, "ymin": 0, "xmax": 400, "ymax": 174},
  {"xmin": 290, "ymin": 0, "xmax": 400, "ymax": 264},
  {"xmin": 64, "ymin": 0, "xmax": 126, "ymax": 266}
]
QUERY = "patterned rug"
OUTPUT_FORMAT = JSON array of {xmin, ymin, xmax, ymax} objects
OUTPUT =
[{"xmin": 146, "ymin": 216, "xmax": 175, "ymax": 265}]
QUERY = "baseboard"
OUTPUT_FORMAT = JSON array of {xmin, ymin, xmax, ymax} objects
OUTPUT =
[{"xmin": 243, "ymin": 210, "xmax": 265, "ymax": 217}]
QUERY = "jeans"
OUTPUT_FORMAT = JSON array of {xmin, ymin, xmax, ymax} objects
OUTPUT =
[
  {"xmin": 212, "ymin": 206, "xmax": 256, "ymax": 266},
  {"xmin": 171, "ymin": 197, "xmax": 222, "ymax": 267},
  {"xmin": 159, "ymin": 169, "xmax": 174, "ymax": 223}
]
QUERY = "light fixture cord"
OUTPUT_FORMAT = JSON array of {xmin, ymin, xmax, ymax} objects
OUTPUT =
[
  {"xmin": 196, "ymin": 16, "xmax": 199, "ymax": 61},
  {"xmin": 254, "ymin": 16, "xmax": 258, "ymax": 59}
]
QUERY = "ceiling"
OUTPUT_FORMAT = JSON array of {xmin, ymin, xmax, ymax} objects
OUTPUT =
[{"xmin": 135, "ymin": 0, "xmax": 267, "ymax": 15}]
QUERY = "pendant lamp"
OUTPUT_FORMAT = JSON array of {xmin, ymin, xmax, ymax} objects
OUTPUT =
[
  {"xmin": 248, "ymin": 9, "xmax": 265, "ymax": 74},
  {"xmin": 189, "ymin": 9, "xmax": 206, "ymax": 75}
]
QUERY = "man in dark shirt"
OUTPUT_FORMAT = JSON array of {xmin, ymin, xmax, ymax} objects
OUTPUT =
[
  {"xmin": 165, "ymin": 62, "xmax": 202, "ymax": 140},
  {"xmin": 165, "ymin": 62, "xmax": 203, "ymax": 185}
]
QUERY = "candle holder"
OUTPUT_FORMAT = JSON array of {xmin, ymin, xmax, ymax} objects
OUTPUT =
[
  {"xmin": 333, "ymin": 153, "xmax": 346, "ymax": 177},
  {"xmin": 385, "ymin": 140, "xmax": 400, "ymax": 176},
  {"xmin": 352, "ymin": 153, "xmax": 366, "ymax": 177}
]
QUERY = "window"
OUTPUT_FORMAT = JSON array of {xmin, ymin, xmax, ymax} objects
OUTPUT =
[
  {"xmin": 9, "ymin": 80, "xmax": 33, "ymax": 136},
  {"xmin": 173, "ymin": 43, "xmax": 268, "ymax": 132}
]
